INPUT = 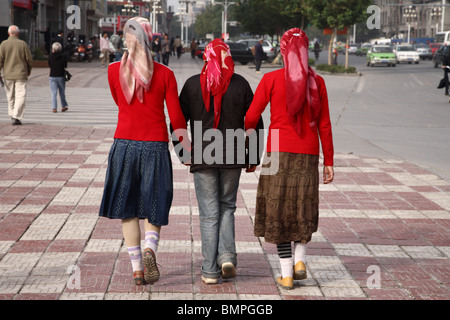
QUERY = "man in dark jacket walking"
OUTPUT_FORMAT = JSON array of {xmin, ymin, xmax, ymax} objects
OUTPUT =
[
  {"xmin": 254, "ymin": 39, "xmax": 264, "ymax": 73},
  {"xmin": 173, "ymin": 39, "xmax": 264, "ymax": 284}
]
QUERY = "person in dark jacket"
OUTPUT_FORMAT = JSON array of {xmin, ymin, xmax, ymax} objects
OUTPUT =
[
  {"xmin": 48, "ymin": 42, "xmax": 68, "ymax": 113},
  {"xmin": 254, "ymin": 39, "xmax": 264, "ymax": 73},
  {"xmin": 173, "ymin": 39, "xmax": 264, "ymax": 284},
  {"xmin": 441, "ymin": 46, "xmax": 450, "ymax": 99}
]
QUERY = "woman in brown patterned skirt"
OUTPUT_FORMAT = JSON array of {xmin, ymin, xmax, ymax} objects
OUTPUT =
[{"xmin": 245, "ymin": 28, "xmax": 334, "ymax": 290}]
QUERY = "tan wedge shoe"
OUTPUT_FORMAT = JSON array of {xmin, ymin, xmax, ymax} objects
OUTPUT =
[
  {"xmin": 276, "ymin": 276, "xmax": 294, "ymax": 290},
  {"xmin": 294, "ymin": 261, "xmax": 307, "ymax": 280}
]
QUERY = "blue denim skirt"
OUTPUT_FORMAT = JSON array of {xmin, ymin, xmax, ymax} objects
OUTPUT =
[{"xmin": 99, "ymin": 139, "xmax": 173, "ymax": 225}]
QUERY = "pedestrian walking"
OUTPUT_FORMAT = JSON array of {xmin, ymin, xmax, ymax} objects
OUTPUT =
[
  {"xmin": 111, "ymin": 31, "xmax": 124, "ymax": 62},
  {"xmin": 100, "ymin": 32, "xmax": 110, "ymax": 67},
  {"xmin": 0, "ymin": 25, "xmax": 33, "ymax": 125},
  {"xmin": 98, "ymin": 17, "xmax": 190, "ymax": 286},
  {"xmin": 190, "ymin": 38, "xmax": 198, "ymax": 59},
  {"xmin": 174, "ymin": 36, "xmax": 182, "ymax": 59},
  {"xmin": 161, "ymin": 34, "xmax": 170, "ymax": 66},
  {"xmin": 245, "ymin": 28, "xmax": 334, "ymax": 290},
  {"xmin": 175, "ymin": 39, "xmax": 264, "ymax": 284},
  {"xmin": 152, "ymin": 36, "xmax": 161, "ymax": 62},
  {"xmin": 48, "ymin": 42, "xmax": 69, "ymax": 113},
  {"xmin": 254, "ymin": 39, "xmax": 264, "ymax": 73}
]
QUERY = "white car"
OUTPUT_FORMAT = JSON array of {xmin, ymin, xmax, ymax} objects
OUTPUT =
[
  {"xmin": 395, "ymin": 44, "xmax": 420, "ymax": 64},
  {"xmin": 237, "ymin": 39, "xmax": 277, "ymax": 62},
  {"xmin": 348, "ymin": 44, "xmax": 358, "ymax": 54}
]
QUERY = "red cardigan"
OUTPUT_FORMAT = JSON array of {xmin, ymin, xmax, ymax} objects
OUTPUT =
[
  {"xmin": 108, "ymin": 61, "xmax": 187, "ymax": 142},
  {"xmin": 245, "ymin": 68, "xmax": 334, "ymax": 166}
]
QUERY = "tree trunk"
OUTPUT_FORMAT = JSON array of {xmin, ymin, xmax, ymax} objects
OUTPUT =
[
  {"xmin": 345, "ymin": 30, "xmax": 350, "ymax": 69},
  {"xmin": 328, "ymin": 30, "xmax": 336, "ymax": 65}
]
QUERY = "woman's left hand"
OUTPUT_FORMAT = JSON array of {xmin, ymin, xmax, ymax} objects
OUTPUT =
[{"xmin": 323, "ymin": 166, "xmax": 334, "ymax": 184}]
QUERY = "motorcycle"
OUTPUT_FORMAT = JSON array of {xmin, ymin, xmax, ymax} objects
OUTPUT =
[{"xmin": 74, "ymin": 40, "xmax": 92, "ymax": 62}]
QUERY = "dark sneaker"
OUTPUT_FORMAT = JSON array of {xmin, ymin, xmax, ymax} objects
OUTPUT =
[
  {"xmin": 12, "ymin": 118, "xmax": 22, "ymax": 125},
  {"xmin": 143, "ymin": 248, "xmax": 159, "ymax": 284}
]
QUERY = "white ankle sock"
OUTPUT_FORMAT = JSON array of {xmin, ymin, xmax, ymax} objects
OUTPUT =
[
  {"xmin": 279, "ymin": 257, "xmax": 293, "ymax": 278},
  {"xmin": 144, "ymin": 231, "xmax": 159, "ymax": 253},
  {"xmin": 127, "ymin": 245, "xmax": 143, "ymax": 272},
  {"xmin": 294, "ymin": 242, "xmax": 307, "ymax": 264}
]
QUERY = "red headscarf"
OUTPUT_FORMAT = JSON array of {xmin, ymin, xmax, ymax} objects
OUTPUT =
[
  {"xmin": 200, "ymin": 39, "xmax": 235, "ymax": 128},
  {"xmin": 280, "ymin": 28, "xmax": 321, "ymax": 137},
  {"xmin": 119, "ymin": 17, "xmax": 154, "ymax": 104}
]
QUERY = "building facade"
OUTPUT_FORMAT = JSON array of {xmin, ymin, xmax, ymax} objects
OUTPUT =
[
  {"xmin": 0, "ymin": 0, "xmax": 107, "ymax": 53},
  {"xmin": 377, "ymin": 0, "xmax": 450, "ymax": 40}
]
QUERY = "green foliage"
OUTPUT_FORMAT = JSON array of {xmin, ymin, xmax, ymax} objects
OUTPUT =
[
  {"xmin": 233, "ymin": 0, "xmax": 307, "ymax": 36},
  {"xmin": 32, "ymin": 47, "xmax": 46, "ymax": 60},
  {"xmin": 315, "ymin": 63, "xmax": 356, "ymax": 73},
  {"xmin": 194, "ymin": 4, "xmax": 223, "ymax": 38}
]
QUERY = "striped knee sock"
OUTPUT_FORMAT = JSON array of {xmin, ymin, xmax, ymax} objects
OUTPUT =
[
  {"xmin": 277, "ymin": 242, "xmax": 293, "ymax": 278},
  {"xmin": 127, "ymin": 246, "xmax": 143, "ymax": 272},
  {"xmin": 144, "ymin": 231, "xmax": 160, "ymax": 253}
]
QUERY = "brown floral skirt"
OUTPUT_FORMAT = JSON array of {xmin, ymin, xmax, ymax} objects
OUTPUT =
[{"xmin": 254, "ymin": 152, "xmax": 319, "ymax": 244}]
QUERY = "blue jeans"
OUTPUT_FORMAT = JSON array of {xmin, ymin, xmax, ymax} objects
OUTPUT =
[
  {"xmin": 193, "ymin": 168, "xmax": 242, "ymax": 279},
  {"xmin": 49, "ymin": 77, "xmax": 68, "ymax": 110}
]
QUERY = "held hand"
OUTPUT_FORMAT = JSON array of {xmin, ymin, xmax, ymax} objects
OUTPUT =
[{"xmin": 323, "ymin": 166, "xmax": 334, "ymax": 184}]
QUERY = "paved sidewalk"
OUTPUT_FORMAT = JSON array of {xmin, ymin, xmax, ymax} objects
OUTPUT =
[
  {"xmin": 0, "ymin": 56, "xmax": 449, "ymax": 301},
  {"xmin": 0, "ymin": 122, "xmax": 449, "ymax": 300}
]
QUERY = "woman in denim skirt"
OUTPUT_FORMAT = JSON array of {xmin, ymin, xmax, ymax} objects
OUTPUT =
[{"xmin": 99, "ymin": 17, "xmax": 190, "ymax": 285}]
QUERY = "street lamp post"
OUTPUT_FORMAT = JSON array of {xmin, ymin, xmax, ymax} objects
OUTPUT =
[
  {"xmin": 212, "ymin": 0, "xmax": 235, "ymax": 41},
  {"xmin": 403, "ymin": 5, "xmax": 417, "ymax": 44},
  {"xmin": 179, "ymin": 1, "xmax": 196, "ymax": 44}
]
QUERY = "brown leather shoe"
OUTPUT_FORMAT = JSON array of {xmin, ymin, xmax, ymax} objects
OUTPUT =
[
  {"xmin": 61, "ymin": 107, "xmax": 68, "ymax": 112},
  {"xmin": 52, "ymin": 109, "xmax": 57, "ymax": 113}
]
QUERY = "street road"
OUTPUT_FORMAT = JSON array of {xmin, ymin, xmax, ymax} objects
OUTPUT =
[{"xmin": 1, "ymin": 51, "xmax": 449, "ymax": 181}]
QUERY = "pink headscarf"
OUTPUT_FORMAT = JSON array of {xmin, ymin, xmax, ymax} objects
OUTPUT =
[
  {"xmin": 200, "ymin": 39, "xmax": 235, "ymax": 129},
  {"xmin": 119, "ymin": 17, "xmax": 154, "ymax": 104},
  {"xmin": 280, "ymin": 28, "xmax": 321, "ymax": 137}
]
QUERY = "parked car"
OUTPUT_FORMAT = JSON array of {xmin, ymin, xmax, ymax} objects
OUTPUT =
[
  {"xmin": 196, "ymin": 42, "xmax": 254, "ymax": 65},
  {"xmin": 356, "ymin": 43, "xmax": 372, "ymax": 56},
  {"xmin": 226, "ymin": 42, "xmax": 254, "ymax": 65},
  {"xmin": 366, "ymin": 45, "xmax": 396, "ymax": 67},
  {"xmin": 395, "ymin": 44, "xmax": 420, "ymax": 64},
  {"xmin": 433, "ymin": 45, "xmax": 450, "ymax": 68},
  {"xmin": 237, "ymin": 39, "xmax": 276, "ymax": 62},
  {"xmin": 413, "ymin": 43, "xmax": 433, "ymax": 60}
]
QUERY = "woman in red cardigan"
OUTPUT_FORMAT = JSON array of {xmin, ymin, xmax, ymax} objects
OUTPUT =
[
  {"xmin": 98, "ymin": 17, "xmax": 189, "ymax": 285},
  {"xmin": 245, "ymin": 28, "xmax": 334, "ymax": 290}
]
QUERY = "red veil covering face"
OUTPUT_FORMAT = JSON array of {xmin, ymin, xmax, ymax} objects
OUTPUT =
[
  {"xmin": 200, "ymin": 39, "xmax": 235, "ymax": 128},
  {"xmin": 119, "ymin": 17, "xmax": 154, "ymax": 104},
  {"xmin": 280, "ymin": 28, "xmax": 321, "ymax": 138}
]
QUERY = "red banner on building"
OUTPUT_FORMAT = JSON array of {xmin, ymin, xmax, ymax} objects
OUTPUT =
[{"xmin": 13, "ymin": 0, "xmax": 32, "ymax": 10}]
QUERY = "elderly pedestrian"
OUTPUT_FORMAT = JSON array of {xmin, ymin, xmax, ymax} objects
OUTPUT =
[
  {"xmin": 98, "ymin": 17, "xmax": 190, "ymax": 285},
  {"xmin": 245, "ymin": 28, "xmax": 334, "ymax": 290},
  {"xmin": 48, "ymin": 42, "xmax": 69, "ymax": 113},
  {"xmin": 0, "ymin": 25, "xmax": 33, "ymax": 125},
  {"xmin": 175, "ymin": 39, "xmax": 264, "ymax": 284}
]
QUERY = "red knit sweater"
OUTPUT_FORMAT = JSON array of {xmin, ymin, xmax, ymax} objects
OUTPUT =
[
  {"xmin": 108, "ymin": 61, "xmax": 187, "ymax": 142},
  {"xmin": 245, "ymin": 68, "xmax": 334, "ymax": 166}
]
